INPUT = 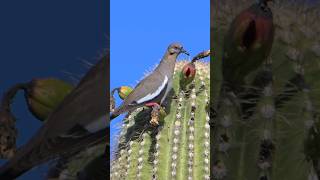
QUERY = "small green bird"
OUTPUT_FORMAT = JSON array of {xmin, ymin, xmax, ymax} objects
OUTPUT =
[
  {"xmin": 222, "ymin": 0, "xmax": 274, "ymax": 89},
  {"xmin": 110, "ymin": 43, "xmax": 189, "ymax": 120}
]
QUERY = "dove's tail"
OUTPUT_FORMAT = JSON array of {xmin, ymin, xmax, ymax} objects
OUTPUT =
[{"xmin": 110, "ymin": 103, "xmax": 141, "ymax": 121}]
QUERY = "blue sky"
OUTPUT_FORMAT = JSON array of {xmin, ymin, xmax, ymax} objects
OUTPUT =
[
  {"xmin": 0, "ymin": 0, "xmax": 108, "ymax": 179},
  {"xmin": 110, "ymin": 0, "xmax": 210, "ymax": 158}
]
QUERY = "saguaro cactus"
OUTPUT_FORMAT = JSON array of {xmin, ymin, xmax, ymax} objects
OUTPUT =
[
  {"xmin": 211, "ymin": 0, "xmax": 320, "ymax": 179},
  {"xmin": 111, "ymin": 59, "xmax": 210, "ymax": 180}
]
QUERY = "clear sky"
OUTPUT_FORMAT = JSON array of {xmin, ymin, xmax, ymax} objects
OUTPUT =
[
  {"xmin": 0, "ymin": 0, "xmax": 108, "ymax": 179},
  {"xmin": 110, "ymin": 0, "xmax": 210, "ymax": 159}
]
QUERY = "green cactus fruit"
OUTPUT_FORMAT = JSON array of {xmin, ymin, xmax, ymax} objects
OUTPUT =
[
  {"xmin": 118, "ymin": 86, "xmax": 133, "ymax": 100},
  {"xmin": 211, "ymin": 0, "xmax": 320, "ymax": 179},
  {"xmin": 111, "ymin": 61, "xmax": 210, "ymax": 180},
  {"xmin": 25, "ymin": 78, "xmax": 73, "ymax": 121}
]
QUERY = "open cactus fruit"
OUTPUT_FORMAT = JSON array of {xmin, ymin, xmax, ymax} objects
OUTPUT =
[
  {"xmin": 211, "ymin": 0, "xmax": 320, "ymax": 179},
  {"xmin": 110, "ymin": 51, "xmax": 210, "ymax": 179}
]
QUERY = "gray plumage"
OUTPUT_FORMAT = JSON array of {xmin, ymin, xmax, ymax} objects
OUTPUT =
[
  {"xmin": 110, "ymin": 43, "xmax": 189, "ymax": 120},
  {"xmin": 0, "ymin": 56, "xmax": 108, "ymax": 179}
]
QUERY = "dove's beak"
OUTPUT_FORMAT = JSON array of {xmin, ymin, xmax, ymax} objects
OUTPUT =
[{"xmin": 181, "ymin": 48, "xmax": 190, "ymax": 56}]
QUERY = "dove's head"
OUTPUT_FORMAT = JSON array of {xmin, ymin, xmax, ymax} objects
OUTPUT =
[{"xmin": 168, "ymin": 43, "xmax": 190, "ymax": 56}]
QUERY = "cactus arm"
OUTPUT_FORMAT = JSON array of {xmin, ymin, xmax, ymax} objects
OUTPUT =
[
  {"xmin": 157, "ymin": 70, "xmax": 181, "ymax": 180},
  {"xmin": 193, "ymin": 69, "xmax": 210, "ymax": 180}
]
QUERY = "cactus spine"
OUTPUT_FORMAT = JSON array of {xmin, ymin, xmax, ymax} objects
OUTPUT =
[{"xmin": 111, "ymin": 61, "xmax": 210, "ymax": 180}]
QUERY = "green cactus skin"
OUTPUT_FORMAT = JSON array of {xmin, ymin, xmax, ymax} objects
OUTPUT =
[
  {"xmin": 211, "ymin": 0, "xmax": 320, "ymax": 179},
  {"xmin": 111, "ymin": 61, "xmax": 210, "ymax": 180},
  {"xmin": 46, "ymin": 143, "xmax": 106, "ymax": 179}
]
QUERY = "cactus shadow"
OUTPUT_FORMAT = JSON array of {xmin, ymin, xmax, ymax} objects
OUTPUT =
[
  {"xmin": 195, "ymin": 84, "xmax": 205, "ymax": 96},
  {"xmin": 122, "ymin": 88, "xmax": 175, "ymax": 144},
  {"xmin": 118, "ymin": 89, "xmax": 176, "ymax": 165},
  {"xmin": 124, "ymin": 110, "xmax": 153, "ymax": 143}
]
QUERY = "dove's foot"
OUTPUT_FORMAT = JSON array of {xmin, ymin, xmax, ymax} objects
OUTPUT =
[{"xmin": 145, "ymin": 102, "xmax": 160, "ymax": 107}]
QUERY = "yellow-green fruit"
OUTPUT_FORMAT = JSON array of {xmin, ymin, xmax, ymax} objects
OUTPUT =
[
  {"xmin": 26, "ymin": 78, "xmax": 74, "ymax": 121},
  {"xmin": 118, "ymin": 86, "xmax": 133, "ymax": 100}
]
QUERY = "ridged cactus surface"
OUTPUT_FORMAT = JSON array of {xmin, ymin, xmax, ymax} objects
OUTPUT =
[
  {"xmin": 211, "ymin": 0, "xmax": 320, "ymax": 179},
  {"xmin": 111, "ymin": 61, "xmax": 210, "ymax": 180}
]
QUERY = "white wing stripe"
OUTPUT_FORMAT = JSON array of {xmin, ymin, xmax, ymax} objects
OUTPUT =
[{"xmin": 136, "ymin": 76, "xmax": 168, "ymax": 104}]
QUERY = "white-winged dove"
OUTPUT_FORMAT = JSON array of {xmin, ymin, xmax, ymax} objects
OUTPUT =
[
  {"xmin": 110, "ymin": 43, "xmax": 189, "ymax": 120},
  {"xmin": 0, "ymin": 57, "xmax": 108, "ymax": 179}
]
